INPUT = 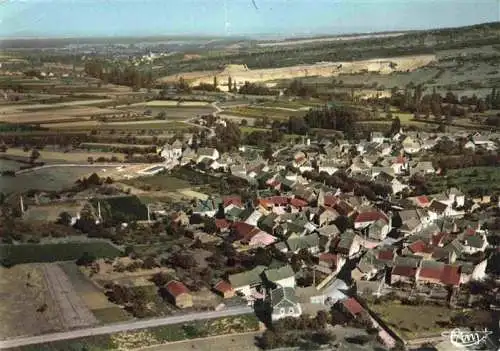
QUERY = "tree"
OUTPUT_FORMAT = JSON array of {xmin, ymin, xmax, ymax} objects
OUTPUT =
[
  {"xmin": 228, "ymin": 76, "xmax": 232, "ymax": 92},
  {"xmin": 213, "ymin": 76, "xmax": 218, "ymax": 89},
  {"xmin": 56, "ymin": 211, "xmax": 73, "ymax": 226},
  {"xmin": 76, "ymin": 252, "xmax": 96, "ymax": 266},
  {"xmin": 30, "ymin": 149, "xmax": 40, "ymax": 163},
  {"xmin": 203, "ymin": 216, "xmax": 217, "ymax": 234},
  {"xmin": 390, "ymin": 116, "xmax": 401, "ymax": 135},
  {"xmin": 263, "ymin": 144, "xmax": 273, "ymax": 160},
  {"xmin": 87, "ymin": 156, "xmax": 94, "ymax": 164}
]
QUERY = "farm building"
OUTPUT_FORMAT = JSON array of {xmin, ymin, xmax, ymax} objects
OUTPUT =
[
  {"xmin": 165, "ymin": 280, "xmax": 193, "ymax": 308},
  {"xmin": 213, "ymin": 280, "xmax": 235, "ymax": 299}
]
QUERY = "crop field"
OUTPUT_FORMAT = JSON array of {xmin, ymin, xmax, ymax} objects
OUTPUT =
[
  {"xmin": 4, "ymin": 147, "xmax": 124, "ymax": 162},
  {"xmin": 123, "ymin": 174, "xmax": 192, "ymax": 191},
  {"xmin": 59, "ymin": 262, "xmax": 131, "ymax": 324},
  {"xmin": 0, "ymin": 165, "xmax": 119, "ymax": 193},
  {"xmin": 10, "ymin": 314, "xmax": 260, "ymax": 351},
  {"xmin": 428, "ymin": 166, "xmax": 500, "ymax": 195},
  {"xmin": 370, "ymin": 301, "xmax": 494, "ymax": 340},
  {"xmin": 0, "ymin": 264, "xmax": 65, "ymax": 339},
  {"xmin": 0, "ymin": 241, "xmax": 123, "ymax": 266},
  {"xmin": 42, "ymin": 119, "xmax": 192, "ymax": 131},
  {"xmin": 90, "ymin": 195, "xmax": 149, "ymax": 221},
  {"xmin": 122, "ymin": 106, "xmax": 216, "ymax": 119},
  {"xmin": 223, "ymin": 106, "xmax": 305, "ymax": 120}
]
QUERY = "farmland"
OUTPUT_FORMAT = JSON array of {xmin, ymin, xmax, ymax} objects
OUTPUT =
[
  {"xmin": 0, "ymin": 241, "xmax": 123, "ymax": 266},
  {"xmin": 369, "ymin": 301, "xmax": 494, "ymax": 340},
  {"xmin": 428, "ymin": 166, "xmax": 500, "ymax": 196},
  {"xmin": 59, "ymin": 262, "xmax": 132, "ymax": 324},
  {"xmin": 0, "ymin": 264, "xmax": 64, "ymax": 339}
]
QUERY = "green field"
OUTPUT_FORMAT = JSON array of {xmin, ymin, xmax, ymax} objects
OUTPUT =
[
  {"xmin": 428, "ymin": 166, "xmax": 500, "ymax": 195},
  {"xmin": 225, "ymin": 106, "xmax": 306, "ymax": 120},
  {"xmin": 123, "ymin": 174, "xmax": 192, "ymax": 191},
  {"xmin": 11, "ymin": 314, "xmax": 260, "ymax": 351},
  {"xmin": 0, "ymin": 241, "xmax": 123, "ymax": 266},
  {"xmin": 90, "ymin": 195, "xmax": 149, "ymax": 222}
]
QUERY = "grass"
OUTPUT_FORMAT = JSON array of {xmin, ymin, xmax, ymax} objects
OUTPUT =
[
  {"xmin": 4, "ymin": 147, "xmax": 124, "ymax": 162},
  {"xmin": 123, "ymin": 174, "xmax": 192, "ymax": 191},
  {"xmin": 0, "ymin": 242, "xmax": 123, "ymax": 266},
  {"xmin": 225, "ymin": 106, "xmax": 305, "ymax": 120},
  {"xmin": 10, "ymin": 314, "xmax": 260, "ymax": 351},
  {"xmin": 44, "ymin": 120, "xmax": 193, "ymax": 131},
  {"xmin": 91, "ymin": 307, "xmax": 132, "ymax": 324},
  {"xmin": 428, "ymin": 166, "xmax": 500, "ymax": 195},
  {"xmin": 239, "ymin": 126, "xmax": 269, "ymax": 133},
  {"xmin": 369, "ymin": 301, "xmax": 454, "ymax": 339}
]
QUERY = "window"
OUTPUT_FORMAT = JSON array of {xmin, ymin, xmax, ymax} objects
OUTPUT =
[
  {"xmin": 280, "ymin": 308, "xmax": 285, "ymax": 315},
  {"xmin": 289, "ymin": 307, "xmax": 295, "ymax": 314}
]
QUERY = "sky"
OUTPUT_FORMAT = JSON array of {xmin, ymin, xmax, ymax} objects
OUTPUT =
[{"xmin": 0, "ymin": 0, "xmax": 499, "ymax": 38}]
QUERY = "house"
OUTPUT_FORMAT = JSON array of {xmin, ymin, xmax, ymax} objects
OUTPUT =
[
  {"xmin": 371, "ymin": 132, "xmax": 385, "ymax": 144},
  {"xmin": 286, "ymin": 233, "xmax": 320, "ymax": 254},
  {"xmin": 262, "ymin": 265, "xmax": 296, "ymax": 289},
  {"xmin": 402, "ymin": 136, "xmax": 421, "ymax": 154},
  {"xmin": 317, "ymin": 279, "xmax": 350, "ymax": 306},
  {"xmin": 318, "ymin": 253, "xmax": 346, "ymax": 276},
  {"xmin": 337, "ymin": 297, "xmax": 365, "ymax": 318},
  {"xmin": 354, "ymin": 210, "xmax": 389, "ymax": 230},
  {"xmin": 164, "ymin": 280, "xmax": 193, "ymax": 308},
  {"xmin": 196, "ymin": 148, "xmax": 219, "ymax": 163},
  {"xmin": 160, "ymin": 140, "xmax": 183, "ymax": 161},
  {"xmin": 447, "ymin": 187, "xmax": 465, "ymax": 208},
  {"xmin": 390, "ymin": 256, "xmax": 421, "ymax": 285},
  {"xmin": 213, "ymin": 280, "xmax": 235, "ymax": 299},
  {"xmin": 391, "ymin": 178, "xmax": 408, "ymax": 195},
  {"xmin": 336, "ymin": 230, "xmax": 362, "ymax": 258},
  {"xmin": 315, "ymin": 207, "xmax": 340, "ymax": 227},
  {"xmin": 411, "ymin": 161, "xmax": 435, "ymax": 176},
  {"xmin": 462, "ymin": 234, "xmax": 488, "ymax": 254},
  {"xmin": 270, "ymin": 286, "xmax": 302, "ymax": 320},
  {"xmin": 368, "ymin": 218, "xmax": 391, "ymax": 241},
  {"xmin": 228, "ymin": 265, "xmax": 266, "ymax": 297},
  {"xmin": 316, "ymin": 224, "xmax": 341, "ymax": 238},
  {"xmin": 318, "ymin": 160, "xmax": 339, "ymax": 175}
]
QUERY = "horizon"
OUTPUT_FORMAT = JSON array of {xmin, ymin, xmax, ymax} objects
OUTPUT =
[{"xmin": 0, "ymin": 0, "xmax": 499, "ymax": 39}]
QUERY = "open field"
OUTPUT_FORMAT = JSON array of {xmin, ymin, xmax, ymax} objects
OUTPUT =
[
  {"xmin": 0, "ymin": 241, "xmax": 123, "ymax": 266},
  {"xmin": 428, "ymin": 166, "xmax": 500, "ymax": 195},
  {"xmin": 0, "ymin": 165, "xmax": 120, "ymax": 193},
  {"xmin": 59, "ymin": 262, "xmax": 131, "ymax": 324},
  {"xmin": 41, "ymin": 263, "xmax": 99, "ymax": 329},
  {"xmin": 0, "ymin": 264, "xmax": 64, "ymax": 339},
  {"xmin": 369, "ymin": 301, "xmax": 494, "ymax": 340},
  {"xmin": 4, "ymin": 147, "xmax": 124, "ymax": 163},
  {"xmin": 159, "ymin": 55, "xmax": 436, "ymax": 88},
  {"xmin": 8, "ymin": 314, "xmax": 260, "ymax": 351},
  {"xmin": 43, "ymin": 120, "xmax": 193, "ymax": 131},
  {"xmin": 223, "ymin": 106, "xmax": 305, "ymax": 120},
  {"xmin": 122, "ymin": 174, "xmax": 192, "ymax": 192}
]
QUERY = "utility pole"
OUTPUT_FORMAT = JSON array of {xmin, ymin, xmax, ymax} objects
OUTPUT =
[{"xmin": 20, "ymin": 196, "xmax": 25, "ymax": 215}]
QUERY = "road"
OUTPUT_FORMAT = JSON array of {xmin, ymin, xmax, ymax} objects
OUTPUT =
[
  {"xmin": 15, "ymin": 162, "xmax": 147, "ymax": 175},
  {"xmin": 0, "ymin": 306, "xmax": 253, "ymax": 349}
]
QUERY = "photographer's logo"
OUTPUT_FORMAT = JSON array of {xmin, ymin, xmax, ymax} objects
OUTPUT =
[{"xmin": 441, "ymin": 328, "xmax": 492, "ymax": 348}]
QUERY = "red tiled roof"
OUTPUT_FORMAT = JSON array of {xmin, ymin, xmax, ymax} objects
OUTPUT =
[
  {"xmin": 215, "ymin": 218, "xmax": 231, "ymax": 229},
  {"xmin": 416, "ymin": 196, "xmax": 430, "ymax": 206},
  {"xmin": 232, "ymin": 222, "xmax": 255, "ymax": 239},
  {"xmin": 290, "ymin": 198, "xmax": 308, "ymax": 208},
  {"xmin": 378, "ymin": 250, "xmax": 395, "ymax": 261},
  {"xmin": 166, "ymin": 280, "xmax": 190, "ymax": 297},
  {"xmin": 342, "ymin": 297, "xmax": 364, "ymax": 316},
  {"xmin": 223, "ymin": 196, "xmax": 243, "ymax": 208},
  {"xmin": 214, "ymin": 280, "xmax": 233, "ymax": 293},
  {"xmin": 408, "ymin": 240, "xmax": 431, "ymax": 254},
  {"xmin": 431, "ymin": 232, "xmax": 448, "ymax": 247},
  {"xmin": 324, "ymin": 195, "xmax": 338, "ymax": 207},
  {"xmin": 392, "ymin": 265, "xmax": 418, "ymax": 278},
  {"xmin": 319, "ymin": 253, "xmax": 339, "ymax": 264},
  {"xmin": 267, "ymin": 196, "xmax": 289, "ymax": 206},
  {"xmin": 440, "ymin": 265, "xmax": 461, "ymax": 286},
  {"xmin": 394, "ymin": 156, "xmax": 407, "ymax": 164},
  {"xmin": 419, "ymin": 267, "xmax": 443, "ymax": 281},
  {"xmin": 355, "ymin": 211, "xmax": 388, "ymax": 224}
]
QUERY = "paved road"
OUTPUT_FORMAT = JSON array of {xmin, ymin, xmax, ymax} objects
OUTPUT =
[{"xmin": 0, "ymin": 306, "xmax": 253, "ymax": 349}]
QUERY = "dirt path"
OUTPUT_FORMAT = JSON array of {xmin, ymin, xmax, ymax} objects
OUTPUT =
[{"xmin": 41, "ymin": 263, "xmax": 99, "ymax": 330}]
